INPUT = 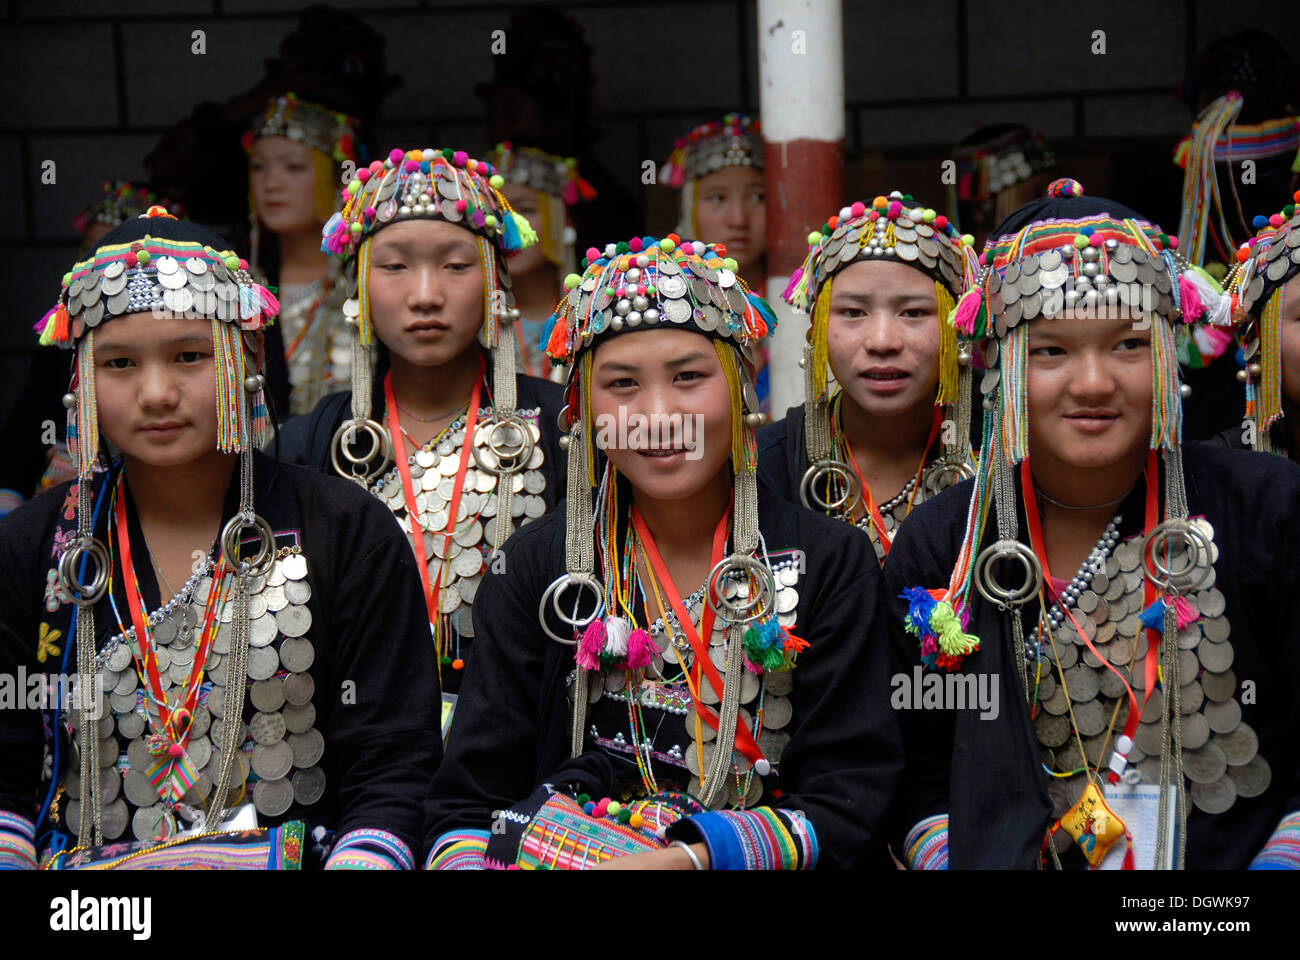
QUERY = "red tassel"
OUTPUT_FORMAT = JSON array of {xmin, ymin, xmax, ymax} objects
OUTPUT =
[
  {"xmin": 52, "ymin": 305, "xmax": 70, "ymax": 343},
  {"xmin": 781, "ymin": 628, "xmax": 809, "ymax": 654},
  {"xmin": 1122, "ymin": 832, "xmax": 1135, "ymax": 870},
  {"xmin": 546, "ymin": 317, "xmax": 570, "ymax": 357}
]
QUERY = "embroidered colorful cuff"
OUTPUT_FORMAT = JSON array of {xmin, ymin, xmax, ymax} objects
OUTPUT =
[
  {"xmin": 905, "ymin": 813, "xmax": 950, "ymax": 870},
  {"xmin": 1248, "ymin": 810, "xmax": 1300, "ymax": 869},
  {"xmin": 426, "ymin": 829, "xmax": 490, "ymax": 871},
  {"xmin": 0, "ymin": 810, "xmax": 37, "ymax": 870},
  {"xmin": 669, "ymin": 807, "xmax": 815, "ymax": 870},
  {"xmin": 324, "ymin": 828, "xmax": 414, "ymax": 870}
]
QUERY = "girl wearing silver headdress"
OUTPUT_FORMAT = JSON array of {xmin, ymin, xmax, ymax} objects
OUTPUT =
[
  {"xmin": 760, "ymin": 192, "xmax": 980, "ymax": 564},
  {"xmin": 0, "ymin": 208, "xmax": 440, "ymax": 869},
  {"xmin": 887, "ymin": 180, "xmax": 1300, "ymax": 870},
  {"xmin": 423, "ymin": 235, "xmax": 900, "ymax": 870},
  {"xmin": 279, "ymin": 147, "xmax": 567, "ymax": 724}
]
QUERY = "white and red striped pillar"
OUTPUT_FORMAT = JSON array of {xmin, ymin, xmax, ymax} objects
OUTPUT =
[{"xmin": 758, "ymin": 0, "xmax": 845, "ymax": 416}]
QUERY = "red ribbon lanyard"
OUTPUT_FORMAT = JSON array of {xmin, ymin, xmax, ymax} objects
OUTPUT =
[
  {"xmin": 1021, "ymin": 451, "xmax": 1159, "ymax": 749},
  {"xmin": 384, "ymin": 354, "xmax": 485, "ymax": 627},
  {"xmin": 631, "ymin": 507, "xmax": 764, "ymax": 765},
  {"xmin": 842, "ymin": 407, "xmax": 943, "ymax": 557},
  {"xmin": 114, "ymin": 479, "xmax": 225, "ymax": 740}
]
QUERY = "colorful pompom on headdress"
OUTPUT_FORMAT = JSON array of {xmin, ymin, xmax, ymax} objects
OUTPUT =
[
  {"xmin": 1227, "ymin": 189, "xmax": 1300, "ymax": 452},
  {"xmin": 543, "ymin": 234, "xmax": 774, "ymax": 370},
  {"xmin": 783, "ymin": 191, "xmax": 981, "ymax": 498},
  {"xmin": 487, "ymin": 141, "xmax": 596, "ymax": 275},
  {"xmin": 320, "ymin": 146, "xmax": 538, "ymax": 490},
  {"xmin": 902, "ymin": 182, "xmax": 1224, "ymax": 672},
  {"xmin": 35, "ymin": 208, "xmax": 281, "ymax": 847},
  {"xmin": 545, "ymin": 236, "xmax": 783, "ymax": 805},
  {"xmin": 660, "ymin": 115, "xmax": 764, "ymax": 238}
]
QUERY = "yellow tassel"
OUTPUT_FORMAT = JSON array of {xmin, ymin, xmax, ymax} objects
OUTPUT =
[
  {"xmin": 810, "ymin": 275, "xmax": 832, "ymax": 402},
  {"xmin": 313, "ymin": 150, "xmax": 337, "ymax": 224},
  {"xmin": 581, "ymin": 352, "xmax": 597, "ymax": 487},
  {"xmin": 935, "ymin": 281, "xmax": 958, "ymax": 406},
  {"xmin": 714, "ymin": 340, "xmax": 749, "ymax": 473},
  {"xmin": 933, "ymin": 601, "xmax": 980, "ymax": 657},
  {"xmin": 1259, "ymin": 288, "xmax": 1283, "ymax": 430},
  {"xmin": 357, "ymin": 237, "xmax": 373, "ymax": 349}
]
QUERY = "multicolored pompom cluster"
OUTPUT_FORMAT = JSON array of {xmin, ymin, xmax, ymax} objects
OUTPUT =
[
  {"xmin": 540, "ymin": 234, "xmax": 777, "ymax": 366},
  {"xmin": 321, "ymin": 147, "xmax": 537, "ymax": 261},
  {"xmin": 783, "ymin": 192, "xmax": 976, "ymax": 312},
  {"xmin": 900, "ymin": 587, "xmax": 980, "ymax": 673}
]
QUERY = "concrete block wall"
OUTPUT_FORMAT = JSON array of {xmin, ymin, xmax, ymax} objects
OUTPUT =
[{"xmin": 2, "ymin": 0, "xmax": 1294, "ymax": 351}]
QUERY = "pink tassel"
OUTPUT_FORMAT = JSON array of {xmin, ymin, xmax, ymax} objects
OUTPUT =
[
  {"xmin": 576, "ymin": 619, "xmax": 605, "ymax": 670},
  {"xmin": 744, "ymin": 654, "xmax": 764, "ymax": 674},
  {"xmin": 625, "ymin": 628, "xmax": 653, "ymax": 669},
  {"xmin": 920, "ymin": 635, "xmax": 938, "ymax": 657},
  {"xmin": 1172, "ymin": 595, "xmax": 1199, "ymax": 630},
  {"xmin": 259, "ymin": 286, "xmax": 280, "ymax": 318},
  {"xmin": 781, "ymin": 267, "xmax": 803, "ymax": 301},
  {"xmin": 1178, "ymin": 274, "xmax": 1204, "ymax": 322},
  {"xmin": 949, "ymin": 289, "xmax": 982, "ymax": 335},
  {"xmin": 562, "ymin": 181, "xmax": 579, "ymax": 206}
]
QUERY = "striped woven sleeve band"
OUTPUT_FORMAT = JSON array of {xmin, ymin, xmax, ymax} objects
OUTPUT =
[
  {"xmin": 425, "ymin": 829, "xmax": 491, "ymax": 870},
  {"xmin": 0, "ymin": 810, "xmax": 37, "ymax": 870},
  {"xmin": 905, "ymin": 813, "xmax": 950, "ymax": 870},
  {"xmin": 669, "ymin": 807, "xmax": 818, "ymax": 870},
  {"xmin": 324, "ymin": 828, "xmax": 414, "ymax": 870},
  {"xmin": 1249, "ymin": 810, "xmax": 1300, "ymax": 870}
]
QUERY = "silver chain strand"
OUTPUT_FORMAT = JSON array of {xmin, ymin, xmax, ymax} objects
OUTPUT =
[
  {"xmin": 802, "ymin": 343, "xmax": 831, "ymax": 464},
  {"xmin": 206, "ymin": 443, "xmax": 258, "ymax": 825},
  {"xmin": 950, "ymin": 360, "xmax": 974, "ymax": 464},
  {"xmin": 1155, "ymin": 443, "xmax": 1190, "ymax": 870},
  {"xmin": 493, "ymin": 316, "xmax": 517, "ymax": 554},
  {"xmin": 567, "ymin": 399, "xmax": 595, "ymax": 756},
  {"xmin": 74, "ymin": 473, "xmax": 102, "ymax": 848},
  {"xmin": 990, "ymin": 406, "xmax": 1032, "ymax": 702},
  {"xmin": 351, "ymin": 332, "xmax": 372, "ymax": 424}
]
